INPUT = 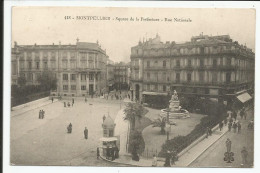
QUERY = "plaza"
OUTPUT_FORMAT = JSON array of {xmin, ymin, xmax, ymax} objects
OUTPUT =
[{"xmin": 10, "ymin": 98, "xmax": 123, "ymax": 166}]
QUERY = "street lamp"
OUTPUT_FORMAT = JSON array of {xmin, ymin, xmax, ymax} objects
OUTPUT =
[{"xmin": 165, "ymin": 108, "xmax": 171, "ymax": 141}]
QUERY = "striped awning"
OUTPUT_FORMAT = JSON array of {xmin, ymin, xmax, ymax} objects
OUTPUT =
[{"xmin": 237, "ymin": 92, "xmax": 252, "ymax": 103}]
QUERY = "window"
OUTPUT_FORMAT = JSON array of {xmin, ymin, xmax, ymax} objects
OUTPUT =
[
  {"xmin": 63, "ymin": 85, "xmax": 68, "ymax": 90},
  {"xmin": 109, "ymin": 130, "xmax": 114, "ymax": 137},
  {"xmin": 44, "ymin": 61, "xmax": 48, "ymax": 69},
  {"xmin": 212, "ymin": 72, "xmax": 217, "ymax": 82},
  {"xmin": 71, "ymin": 85, "xmax": 76, "ymax": 90},
  {"xmin": 176, "ymin": 73, "xmax": 180, "ymax": 82},
  {"xmin": 62, "ymin": 60, "xmax": 68, "ymax": 69},
  {"xmin": 51, "ymin": 61, "xmax": 56, "ymax": 69},
  {"xmin": 226, "ymin": 72, "xmax": 231, "ymax": 83},
  {"xmin": 70, "ymin": 61, "xmax": 76, "ymax": 69},
  {"xmin": 176, "ymin": 60, "xmax": 180, "ymax": 67},
  {"xmin": 227, "ymin": 58, "xmax": 231, "ymax": 66},
  {"xmin": 200, "ymin": 59, "xmax": 204, "ymax": 67},
  {"xmin": 199, "ymin": 71, "xmax": 204, "ymax": 82},
  {"xmin": 28, "ymin": 62, "xmax": 32, "ymax": 69},
  {"xmin": 89, "ymin": 73, "xmax": 94, "ymax": 80},
  {"xmin": 81, "ymin": 85, "xmax": 86, "ymax": 90},
  {"xmin": 163, "ymin": 60, "xmax": 166, "ymax": 67},
  {"xmin": 187, "ymin": 73, "xmax": 192, "ymax": 82},
  {"xmin": 147, "ymin": 61, "xmax": 150, "ymax": 68},
  {"xmin": 71, "ymin": 74, "xmax": 76, "ymax": 81},
  {"xmin": 188, "ymin": 59, "xmax": 192, "ymax": 67},
  {"xmin": 213, "ymin": 59, "xmax": 217, "ymax": 67},
  {"xmin": 147, "ymin": 73, "xmax": 150, "ymax": 80},
  {"xmin": 36, "ymin": 62, "xmax": 40, "ymax": 69},
  {"xmin": 154, "ymin": 84, "xmax": 158, "ymax": 91},
  {"xmin": 147, "ymin": 84, "xmax": 150, "ymax": 91},
  {"xmin": 81, "ymin": 74, "xmax": 86, "ymax": 81},
  {"xmin": 63, "ymin": 74, "xmax": 68, "ymax": 80},
  {"xmin": 163, "ymin": 85, "xmax": 166, "ymax": 92}
]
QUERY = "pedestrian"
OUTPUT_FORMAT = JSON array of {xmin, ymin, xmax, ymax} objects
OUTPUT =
[
  {"xmin": 206, "ymin": 127, "xmax": 210, "ymax": 138},
  {"xmin": 237, "ymin": 122, "xmax": 241, "ymax": 133},
  {"xmin": 171, "ymin": 150, "xmax": 177, "ymax": 165},
  {"xmin": 97, "ymin": 147, "xmax": 100, "ymax": 159},
  {"xmin": 67, "ymin": 102, "xmax": 70, "ymax": 107},
  {"xmin": 219, "ymin": 122, "xmax": 223, "ymax": 131},
  {"xmin": 224, "ymin": 117, "xmax": 228, "ymax": 126},
  {"xmin": 226, "ymin": 138, "xmax": 232, "ymax": 153},
  {"xmin": 233, "ymin": 122, "xmax": 237, "ymax": 133},
  {"xmin": 152, "ymin": 154, "xmax": 157, "ymax": 167},
  {"xmin": 84, "ymin": 127, "xmax": 88, "ymax": 139},
  {"xmin": 241, "ymin": 146, "xmax": 248, "ymax": 166},
  {"xmin": 209, "ymin": 128, "xmax": 212, "ymax": 136},
  {"xmin": 244, "ymin": 111, "xmax": 247, "ymax": 120},
  {"xmin": 39, "ymin": 110, "xmax": 41, "ymax": 119},
  {"xmin": 64, "ymin": 102, "xmax": 66, "ymax": 107},
  {"xmin": 85, "ymin": 97, "xmax": 87, "ymax": 103},
  {"xmin": 42, "ymin": 110, "xmax": 45, "ymax": 119},
  {"xmin": 103, "ymin": 115, "xmax": 106, "ymax": 122},
  {"xmin": 72, "ymin": 98, "xmax": 74, "ymax": 104},
  {"xmin": 164, "ymin": 151, "xmax": 171, "ymax": 167},
  {"xmin": 228, "ymin": 122, "xmax": 232, "ymax": 132},
  {"xmin": 67, "ymin": 123, "xmax": 72, "ymax": 133},
  {"xmin": 115, "ymin": 145, "xmax": 119, "ymax": 159},
  {"xmin": 52, "ymin": 97, "xmax": 54, "ymax": 103}
]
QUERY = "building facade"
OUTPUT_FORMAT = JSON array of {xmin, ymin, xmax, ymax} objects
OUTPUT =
[
  {"xmin": 11, "ymin": 39, "xmax": 109, "ymax": 97},
  {"xmin": 114, "ymin": 62, "xmax": 131, "ymax": 90},
  {"xmin": 130, "ymin": 34, "xmax": 255, "ymax": 107}
]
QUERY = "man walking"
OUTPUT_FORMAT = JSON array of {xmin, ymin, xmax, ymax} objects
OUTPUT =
[
  {"xmin": 233, "ymin": 122, "xmax": 237, "ymax": 133},
  {"xmin": 226, "ymin": 138, "xmax": 232, "ymax": 153},
  {"xmin": 228, "ymin": 122, "xmax": 232, "ymax": 132},
  {"xmin": 84, "ymin": 127, "xmax": 88, "ymax": 139},
  {"xmin": 51, "ymin": 97, "xmax": 54, "ymax": 103},
  {"xmin": 39, "ymin": 110, "xmax": 42, "ymax": 119},
  {"xmin": 237, "ymin": 121, "xmax": 241, "ymax": 133},
  {"xmin": 219, "ymin": 121, "xmax": 224, "ymax": 131},
  {"xmin": 241, "ymin": 147, "xmax": 248, "ymax": 166},
  {"xmin": 97, "ymin": 147, "xmax": 100, "ymax": 159}
]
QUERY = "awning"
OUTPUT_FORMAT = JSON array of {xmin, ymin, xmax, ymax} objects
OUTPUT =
[
  {"xmin": 99, "ymin": 137, "xmax": 118, "ymax": 142},
  {"xmin": 142, "ymin": 91, "xmax": 168, "ymax": 96},
  {"xmin": 236, "ymin": 92, "xmax": 252, "ymax": 103}
]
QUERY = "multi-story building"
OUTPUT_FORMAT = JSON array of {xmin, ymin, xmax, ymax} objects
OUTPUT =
[
  {"xmin": 11, "ymin": 39, "xmax": 109, "ymax": 97},
  {"xmin": 114, "ymin": 62, "xmax": 130, "ymax": 90},
  {"xmin": 130, "ymin": 34, "xmax": 255, "ymax": 107}
]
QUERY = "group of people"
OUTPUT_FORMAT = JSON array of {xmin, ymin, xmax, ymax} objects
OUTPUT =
[
  {"xmin": 228, "ymin": 119, "xmax": 242, "ymax": 133},
  {"xmin": 206, "ymin": 127, "xmax": 213, "ymax": 138},
  {"xmin": 64, "ymin": 98, "xmax": 74, "ymax": 108},
  {"xmin": 105, "ymin": 145, "xmax": 119, "ymax": 161},
  {"xmin": 163, "ymin": 150, "xmax": 178, "ymax": 167},
  {"xmin": 38, "ymin": 110, "xmax": 45, "ymax": 119}
]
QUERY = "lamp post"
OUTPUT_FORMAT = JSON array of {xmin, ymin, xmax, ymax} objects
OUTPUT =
[{"xmin": 165, "ymin": 108, "xmax": 171, "ymax": 141}]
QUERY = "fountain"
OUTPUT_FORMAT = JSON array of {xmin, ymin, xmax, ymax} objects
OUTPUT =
[{"xmin": 161, "ymin": 90, "xmax": 190, "ymax": 120}]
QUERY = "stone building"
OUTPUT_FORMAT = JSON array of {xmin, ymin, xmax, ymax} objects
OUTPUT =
[
  {"xmin": 130, "ymin": 34, "xmax": 255, "ymax": 107},
  {"xmin": 11, "ymin": 39, "xmax": 109, "ymax": 97},
  {"xmin": 114, "ymin": 62, "xmax": 131, "ymax": 90}
]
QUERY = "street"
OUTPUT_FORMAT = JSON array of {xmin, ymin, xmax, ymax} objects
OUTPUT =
[{"xmin": 190, "ymin": 108, "xmax": 254, "ymax": 168}]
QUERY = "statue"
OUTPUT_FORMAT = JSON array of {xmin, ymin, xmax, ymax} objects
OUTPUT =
[{"xmin": 171, "ymin": 90, "xmax": 178, "ymax": 101}]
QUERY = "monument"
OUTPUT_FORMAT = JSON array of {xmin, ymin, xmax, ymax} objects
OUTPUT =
[{"xmin": 161, "ymin": 90, "xmax": 190, "ymax": 121}]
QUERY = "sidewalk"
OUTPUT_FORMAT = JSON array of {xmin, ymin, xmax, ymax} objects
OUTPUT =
[
  {"xmin": 11, "ymin": 99, "xmax": 58, "ymax": 117},
  {"xmin": 101, "ymin": 123, "xmax": 228, "ymax": 167}
]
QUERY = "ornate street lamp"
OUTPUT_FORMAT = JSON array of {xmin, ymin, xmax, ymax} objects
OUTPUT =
[{"xmin": 165, "ymin": 108, "xmax": 171, "ymax": 141}]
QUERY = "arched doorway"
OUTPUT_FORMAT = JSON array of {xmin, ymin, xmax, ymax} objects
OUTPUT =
[{"xmin": 135, "ymin": 84, "xmax": 140, "ymax": 101}]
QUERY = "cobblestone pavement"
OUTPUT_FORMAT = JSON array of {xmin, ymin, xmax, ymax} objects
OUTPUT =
[{"xmin": 10, "ymin": 98, "xmax": 125, "ymax": 166}]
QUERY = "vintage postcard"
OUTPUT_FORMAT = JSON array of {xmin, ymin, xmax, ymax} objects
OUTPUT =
[{"xmin": 7, "ymin": 5, "xmax": 256, "ymax": 170}]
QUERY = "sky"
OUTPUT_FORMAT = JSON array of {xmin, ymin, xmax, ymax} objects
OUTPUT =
[{"xmin": 12, "ymin": 7, "xmax": 255, "ymax": 63}]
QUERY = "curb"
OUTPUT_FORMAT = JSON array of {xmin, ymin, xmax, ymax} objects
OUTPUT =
[
  {"xmin": 99, "ymin": 155, "xmax": 140, "ymax": 167},
  {"xmin": 187, "ymin": 128, "xmax": 228, "ymax": 166},
  {"xmin": 11, "ymin": 100, "xmax": 59, "ymax": 117}
]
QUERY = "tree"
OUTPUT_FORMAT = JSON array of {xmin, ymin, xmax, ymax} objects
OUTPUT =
[
  {"xmin": 128, "ymin": 130, "xmax": 145, "ymax": 160},
  {"xmin": 152, "ymin": 116, "xmax": 166, "ymax": 134},
  {"xmin": 37, "ymin": 71, "xmax": 57, "ymax": 91},
  {"xmin": 17, "ymin": 76, "xmax": 26, "ymax": 87},
  {"xmin": 124, "ymin": 102, "xmax": 144, "ymax": 130}
]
